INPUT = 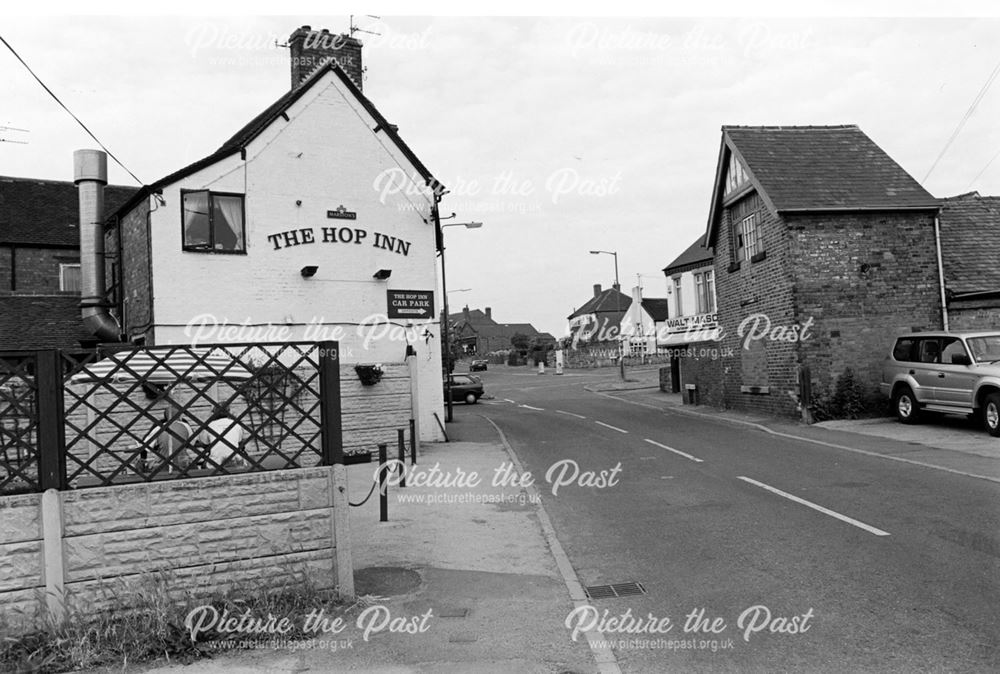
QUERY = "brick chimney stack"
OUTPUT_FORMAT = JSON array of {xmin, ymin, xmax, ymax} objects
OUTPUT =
[
  {"xmin": 593, "ymin": 284, "xmax": 602, "ymax": 297},
  {"xmin": 288, "ymin": 26, "xmax": 363, "ymax": 91},
  {"xmin": 485, "ymin": 307, "xmax": 492, "ymax": 320}
]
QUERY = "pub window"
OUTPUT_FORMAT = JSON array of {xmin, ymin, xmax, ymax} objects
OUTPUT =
[
  {"xmin": 695, "ymin": 270, "xmax": 716, "ymax": 314},
  {"xmin": 59, "ymin": 263, "xmax": 81, "ymax": 292},
  {"xmin": 673, "ymin": 276, "xmax": 683, "ymax": 316},
  {"xmin": 182, "ymin": 190, "xmax": 246, "ymax": 253}
]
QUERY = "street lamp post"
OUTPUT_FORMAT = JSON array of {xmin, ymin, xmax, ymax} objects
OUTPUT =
[
  {"xmin": 437, "ymin": 212, "xmax": 483, "ymax": 422},
  {"xmin": 590, "ymin": 250, "xmax": 625, "ymax": 380}
]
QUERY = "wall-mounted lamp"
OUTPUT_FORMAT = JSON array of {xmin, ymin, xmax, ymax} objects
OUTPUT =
[
  {"xmin": 373, "ymin": 269, "xmax": 392, "ymax": 280},
  {"xmin": 301, "ymin": 265, "xmax": 318, "ymax": 278}
]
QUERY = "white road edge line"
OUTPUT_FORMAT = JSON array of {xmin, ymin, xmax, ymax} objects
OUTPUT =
[
  {"xmin": 595, "ymin": 421, "xmax": 628, "ymax": 434},
  {"xmin": 519, "ymin": 404, "xmax": 545, "ymax": 411},
  {"xmin": 643, "ymin": 438, "xmax": 704, "ymax": 463},
  {"xmin": 480, "ymin": 415, "xmax": 622, "ymax": 674},
  {"xmin": 594, "ymin": 391, "xmax": 1000, "ymax": 486},
  {"xmin": 556, "ymin": 410, "xmax": 587, "ymax": 419},
  {"xmin": 503, "ymin": 398, "xmax": 517, "ymax": 404},
  {"xmin": 737, "ymin": 476, "xmax": 891, "ymax": 537}
]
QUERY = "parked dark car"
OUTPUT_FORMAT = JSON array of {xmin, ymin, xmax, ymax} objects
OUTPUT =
[
  {"xmin": 445, "ymin": 374, "xmax": 484, "ymax": 404},
  {"xmin": 470, "ymin": 359, "xmax": 488, "ymax": 372}
]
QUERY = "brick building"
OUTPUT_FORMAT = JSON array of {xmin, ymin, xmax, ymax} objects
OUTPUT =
[
  {"xmin": 683, "ymin": 125, "xmax": 942, "ymax": 417},
  {"xmin": 938, "ymin": 192, "xmax": 1000, "ymax": 330},
  {"xmin": 0, "ymin": 176, "xmax": 136, "ymax": 350},
  {"xmin": 449, "ymin": 306, "xmax": 551, "ymax": 356}
]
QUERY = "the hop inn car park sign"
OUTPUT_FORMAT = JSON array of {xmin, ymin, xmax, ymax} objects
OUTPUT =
[{"xmin": 387, "ymin": 290, "xmax": 434, "ymax": 320}]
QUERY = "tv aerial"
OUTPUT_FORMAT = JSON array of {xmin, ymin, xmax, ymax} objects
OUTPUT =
[{"xmin": 0, "ymin": 125, "xmax": 28, "ymax": 145}]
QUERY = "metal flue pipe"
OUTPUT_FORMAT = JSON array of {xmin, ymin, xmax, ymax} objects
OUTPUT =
[{"xmin": 73, "ymin": 149, "xmax": 121, "ymax": 342}]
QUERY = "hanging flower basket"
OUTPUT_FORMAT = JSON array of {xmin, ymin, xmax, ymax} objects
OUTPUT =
[{"xmin": 355, "ymin": 363, "xmax": 384, "ymax": 386}]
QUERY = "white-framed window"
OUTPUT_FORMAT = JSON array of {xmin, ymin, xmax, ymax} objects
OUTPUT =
[
  {"xmin": 740, "ymin": 213, "xmax": 759, "ymax": 261},
  {"xmin": 59, "ymin": 263, "xmax": 81, "ymax": 292},
  {"xmin": 694, "ymin": 270, "xmax": 716, "ymax": 314},
  {"xmin": 673, "ymin": 276, "xmax": 683, "ymax": 316}
]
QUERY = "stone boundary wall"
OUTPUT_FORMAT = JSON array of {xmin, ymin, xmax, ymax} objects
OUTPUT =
[{"xmin": 0, "ymin": 467, "xmax": 342, "ymax": 631}]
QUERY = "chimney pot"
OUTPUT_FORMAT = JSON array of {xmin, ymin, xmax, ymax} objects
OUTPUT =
[{"xmin": 593, "ymin": 284, "xmax": 602, "ymax": 297}]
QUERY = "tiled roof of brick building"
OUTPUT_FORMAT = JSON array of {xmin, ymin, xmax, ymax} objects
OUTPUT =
[
  {"xmin": 939, "ymin": 191, "xmax": 1000, "ymax": 295},
  {"xmin": 0, "ymin": 296, "xmax": 90, "ymax": 350},
  {"xmin": 569, "ymin": 287, "xmax": 631, "ymax": 320},
  {"xmin": 664, "ymin": 236, "xmax": 713, "ymax": 275},
  {"xmin": 722, "ymin": 125, "xmax": 939, "ymax": 212},
  {"xmin": 0, "ymin": 176, "xmax": 138, "ymax": 247}
]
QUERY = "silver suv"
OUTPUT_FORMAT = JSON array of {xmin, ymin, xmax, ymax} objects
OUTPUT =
[{"xmin": 880, "ymin": 331, "xmax": 1000, "ymax": 436}]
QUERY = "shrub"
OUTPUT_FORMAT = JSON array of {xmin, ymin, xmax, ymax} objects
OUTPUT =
[{"xmin": 809, "ymin": 367, "xmax": 873, "ymax": 421}]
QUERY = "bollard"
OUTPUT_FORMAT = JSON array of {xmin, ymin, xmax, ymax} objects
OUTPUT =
[
  {"xmin": 378, "ymin": 443, "xmax": 388, "ymax": 522},
  {"xmin": 409, "ymin": 418, "xmax": 417, "ymax": 465},
  {"xmin": 397, "ymin": 429, "xmax": 406, "ymax": 488}
]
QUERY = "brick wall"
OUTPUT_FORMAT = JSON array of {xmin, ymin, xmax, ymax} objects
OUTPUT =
[
  {"xmin": 788, "ymin": 211, "xmax": 942, "ymax": 399},
  {"xmin": 703, "ymin": 196, "xmax": 943, "ymax": 418},
  {"xmin": 0, "ymin": 247, "xmax": 78, "ymax": 294},
  {"xmin": 948, "ymin": 301, "xmax": 1000, "ymax": 331},
  {"xmin": 706, "ymin": 192, "xmax": 799, "ymax": 416},
  {"xmin": 111, "ymin": 200, "xmax": 154, "ymax": 341},
  {"xmin": 0, "ymin": 468, "xmax": 341, "ymax": 629}
]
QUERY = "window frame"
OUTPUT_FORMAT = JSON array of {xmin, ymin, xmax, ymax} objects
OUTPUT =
[
  {"xmin": 741, "ymin": 214, "xmax": 759, "ymax": 261},
  {"xmin": 180, "ymin": 189, "xmax": 247, "ymax": 255},
  {"xmin": 59, "ymin": 262, "xmax": 81, "ymax": 293},
  {"xmin": 672, "ymin": 276, "xmax": 683, "ymax": 316}
]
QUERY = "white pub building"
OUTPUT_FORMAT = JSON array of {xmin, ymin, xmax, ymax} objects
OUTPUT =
[{"xmin": 76, "ymin": 27, "xmax": 446, "ymax": 441}]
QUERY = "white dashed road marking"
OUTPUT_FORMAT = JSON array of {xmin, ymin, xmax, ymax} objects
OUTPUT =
[
  {"xmin": 519, "ymin": 404, "xmax": 545, "ymax": 411},
  {"xmin": 643, "ymin": 439, "xmax": 704, "ymax": 463},
  {"xmin": 737, "ymin": 476, "xmax": 891, "ymax": 537},
  {"xmin": 595, "ymin": 421, "xmax": 628, "ymax": 434},
  {"xmin": 556, "ymin": 410, "xmax": 587, "ymax": 419}
]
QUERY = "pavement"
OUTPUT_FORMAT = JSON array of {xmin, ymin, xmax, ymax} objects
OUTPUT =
[{"xmin": 131, "ymin": 411, "xmax": 601, "ymax": 674}]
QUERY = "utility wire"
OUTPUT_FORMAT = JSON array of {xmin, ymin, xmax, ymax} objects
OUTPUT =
[
  {"xmin": 968, "ymin": 147, "xmax": 1000, "ymax": 189},
  {"xmin": 0, "ymin": 33, "xmax": 145, "ymax": 186},
  {"xmin": 923, "ymin": 57, "xmax": 1000, "ymax": 184}
]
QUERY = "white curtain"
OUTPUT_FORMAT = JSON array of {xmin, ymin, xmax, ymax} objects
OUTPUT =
[{"xmin": 214, "ymin": 195, "xmax": 244, "ymax": 250}]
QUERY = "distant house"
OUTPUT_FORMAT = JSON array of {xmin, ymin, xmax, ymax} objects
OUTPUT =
[
  {"xmin": 938, "ymin": 192, "xmax": 1000, "ymax": 330},
  {"xmin": 449, "ymin": 306, "xmax": 550, "ymax": 355},
  {"xmin": 620, "ymin": 287, "xmax": 670, "ymax": 356},
  {"xmin": 689, "ymin": 125, "xmax": 941, "ymax": 417},
  {"xmin": 0, "ymin": 176, "xmax": 137, "ymax": 350},
  {"xmin": 567, "ymin": 283, "xmax": 631, "ymax": 348}
]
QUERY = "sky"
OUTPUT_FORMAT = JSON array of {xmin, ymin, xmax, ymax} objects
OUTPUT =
[{"xmin": 3, "ymin": 5, "xmax": 1000, "ymax": 337}]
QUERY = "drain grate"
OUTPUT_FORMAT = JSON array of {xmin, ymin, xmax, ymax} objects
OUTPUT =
[{"xmin": 585, "ymin": 581, "xmax": 647, "ymax": 599}]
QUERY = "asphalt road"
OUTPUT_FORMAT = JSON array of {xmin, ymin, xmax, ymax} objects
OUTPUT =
[{"xmin": 455, "ymin": 366, "xmax": 1000, "ymax": 673}]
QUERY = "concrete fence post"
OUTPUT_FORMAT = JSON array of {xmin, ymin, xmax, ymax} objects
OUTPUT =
[
  {"xmin": 41, "ymin": 488, "xmax": 66, "ymax": 622},
  {"xmin": 329, "ymin": 465, "xmax": 355, "ymax": 600}
]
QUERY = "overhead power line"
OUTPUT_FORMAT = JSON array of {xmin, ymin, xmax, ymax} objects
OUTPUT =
[
  {"xmin": 923, "ymin": 57, "xmax": 1000, "ymax": 184},
  {"xmin": 0, "ymin": 33, "xmax": 144, "ymax": 186}
]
